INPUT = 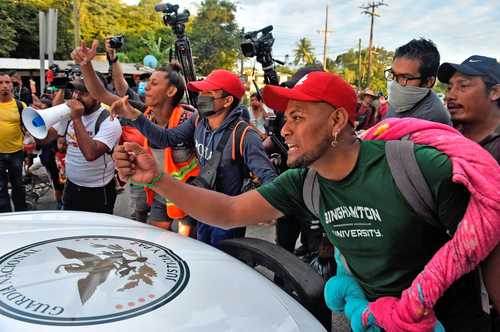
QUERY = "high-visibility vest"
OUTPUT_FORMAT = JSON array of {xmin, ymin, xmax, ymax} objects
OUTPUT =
[{"xmin": 144, "ymin": 106, "xmax": 200, "ymax": 219}]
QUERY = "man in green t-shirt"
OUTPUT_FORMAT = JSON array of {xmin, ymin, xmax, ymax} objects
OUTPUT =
[{"xmin": 113, "ymin": 72, "xmax": 495, "ymax": 331}]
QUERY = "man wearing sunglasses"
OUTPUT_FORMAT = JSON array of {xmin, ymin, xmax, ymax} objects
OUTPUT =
[{"xmin": 383, "ymin": 38, "xmax": 452, "ymax": 125}]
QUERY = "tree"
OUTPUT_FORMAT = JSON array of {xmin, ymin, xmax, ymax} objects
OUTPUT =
[
  {"xmin": 0, "ymin": 0, "xmax": 74, "ymax": 59},
  {"xmin": 293, "ymin": 38, "xmax": 317, "ymax": 66},
  {"xmin": 334, "ymin": 46, "xmax": 394, "ymax": 93},
  {"xmin": 0, "ymin": 2, "xmax": 17, "ymax": 57},
  {"xmin": 188, "ymin": 0, "xmax": 240, "ymax": 75}
]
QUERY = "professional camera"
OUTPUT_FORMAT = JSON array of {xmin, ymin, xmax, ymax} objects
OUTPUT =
[
  {"xmin": 108, "ymin": 35, "xmax": 124, "ymax": 50},
  {"xmin": 155, "ymin": 3, "xmax": 190, "ymax": 37},
  {"xmin": 240, "ymin": 25, "xmax": 282, "ymax": 85},
  {"xmin": 241, "ymin": 26, "xmax": 274, "ymax": 62},
  {"xmin": 155, "ymin": 2, "xmax": 197, "ymax": 107}
]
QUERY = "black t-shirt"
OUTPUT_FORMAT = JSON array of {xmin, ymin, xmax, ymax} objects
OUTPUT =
[{"xmin": 479, "ymin": 125, "xmax": 500, "ymax": 164}]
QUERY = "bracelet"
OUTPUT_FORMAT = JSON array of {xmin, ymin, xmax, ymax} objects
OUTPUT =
[
  {"xmin": 106, "ymin": 53, "xmax": 118, "ymax": 64},
  {"xmin": 130, "ymin": 171, "xmax": 165, "ymax": 189}
]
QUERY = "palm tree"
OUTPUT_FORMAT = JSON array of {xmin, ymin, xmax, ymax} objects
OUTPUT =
[{"xmin": 293, "ymin": 38, "xmax": 316, "ymax": 65}]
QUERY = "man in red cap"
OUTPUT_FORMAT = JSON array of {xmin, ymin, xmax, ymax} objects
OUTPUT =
[
  {"xmin": 110, "ymin": 69, "xmax": 276, "ymax": 247},
  {"xmin": 113, "ymin": 71, "xmax": 489, "ymax": 331}
]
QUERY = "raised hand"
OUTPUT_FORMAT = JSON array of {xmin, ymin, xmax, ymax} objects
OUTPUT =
[
  {"xmin": 104, "ymin": 38, "xmax": 116, "ymax": 62},
  {"xmin": 71, "ymin": 40, "xmax": 99, "ymax": 66},
  {"xmin": 110, "ymin": 95, "xmax": 141, "ymax": 120},
  {"xmin": 113, "ymin": 143, "xmax": 160, "ymax": 185},
  {"xmin": 66, "ymin": 99, "xmax": 85, "ymax": 120}
]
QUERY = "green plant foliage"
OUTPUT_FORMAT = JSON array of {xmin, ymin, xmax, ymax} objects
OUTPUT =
[{"xmin": 189, "ymin": 0, "xmax": 240, "ymax": 75}]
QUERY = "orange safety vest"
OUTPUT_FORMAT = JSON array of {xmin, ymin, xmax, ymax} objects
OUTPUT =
[{"xmin": 143, "ymin": 106, "xmax": 200, "ymax": 219}]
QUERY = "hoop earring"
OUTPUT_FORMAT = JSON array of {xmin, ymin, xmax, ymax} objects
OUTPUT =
[{"xmin": 331, "ymin": 132, "xmax": 338, "ymax": 148}]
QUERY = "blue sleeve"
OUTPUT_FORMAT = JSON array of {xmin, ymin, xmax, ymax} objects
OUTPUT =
[
  {"xmin": 242, "ymin": 129, "xmax": 277, "ymax": 184},
  {"xmin": 133, "ymin": 113, "xmax": 195, "ymax": 148}
]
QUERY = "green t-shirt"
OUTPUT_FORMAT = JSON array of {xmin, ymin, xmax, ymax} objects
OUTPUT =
[{"xmin": 257, "ymin": 140, "xmax": 490, "ymax": 331}]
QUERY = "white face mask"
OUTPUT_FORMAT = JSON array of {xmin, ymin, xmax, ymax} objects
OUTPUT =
[{"xmin": 388, "ymin": 81, "xmax": 430, "ymax": 113}]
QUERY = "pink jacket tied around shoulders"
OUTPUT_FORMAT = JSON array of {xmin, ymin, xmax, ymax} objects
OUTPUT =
[{"xmin": 358, "ymin": 118, "xmax": 500, "ymax": 331}]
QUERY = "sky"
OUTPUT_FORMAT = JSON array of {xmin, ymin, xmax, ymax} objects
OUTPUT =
[{"xmin": 124, "ymin": 0, "xmax": 500, "ymax": 65}]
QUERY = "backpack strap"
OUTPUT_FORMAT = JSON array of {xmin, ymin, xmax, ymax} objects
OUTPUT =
[
  {"xmin": 385, "ymin": 140, "xmax": 440, "ymax": 228},
  {"xmin": 94, "ymin": 109, "xmax": 112, "ymax": 154},
  {"xmin": 94, "ymin": 108, "xmax": 111, "ymax": 135},
  {"xmin": 303, "ymin": 168, "xmax": 320, "ymax": 219},
  {"xmin": 15, "ymin": 100, "xmax": 24, "ymax": 117},
  {"xmin": 15, "ymin": 100, "xmax": 25, "ymax": 132},
  {"xmin": 231, "ymin": 120, "xmax": 250, "ymax": 161}
]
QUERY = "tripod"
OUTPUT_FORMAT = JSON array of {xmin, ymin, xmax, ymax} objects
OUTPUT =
[{"xmin": 169, "ymin": 23, "xmax": 198, "ymax": 107}]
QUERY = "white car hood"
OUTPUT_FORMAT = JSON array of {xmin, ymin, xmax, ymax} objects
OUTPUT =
[{"xmin": 0, "ymin": 211, "xmax": 326, "ymax": 332}]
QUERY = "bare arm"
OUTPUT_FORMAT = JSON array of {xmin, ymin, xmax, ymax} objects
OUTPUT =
[
  {"xmin": 71, "ymin": 40, "xmax": 120, "ymax": 106},
  {"xmin": 113, "ymin": 143, "xmax": 284, "ymax": 229},
  {"xmin": 155, "ymin": 176, "xmax": 282, "ymax": 228},
  {"xmin": 105, "ymin": 38, "xmax": 129, "ymax": 97}
]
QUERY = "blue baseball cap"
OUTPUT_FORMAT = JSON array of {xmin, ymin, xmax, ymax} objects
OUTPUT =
[{"xmin": 438, "ymin": 55, "xmax": 500, "ymax": 84}]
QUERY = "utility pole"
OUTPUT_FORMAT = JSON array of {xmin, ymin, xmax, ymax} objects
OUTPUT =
[
  {"xmin": 73, "ymin": 0, "xmax": 82, "ymax": 48},
  {"xmin": 357, "ymin": 38, "xmax": 362, "ymax": 92},
  {"xmin": 360, "ymin": 1, "xmax": 387, "ymax": 87},
  {"xmin": 317, "ymin": 4, "xmax": 333, "ymax": 70}
]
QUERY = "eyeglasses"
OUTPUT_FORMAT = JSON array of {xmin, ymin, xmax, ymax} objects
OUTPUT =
[{"xmin": 384, "ymin": 69, "xmax": 422, "ymax": 87}]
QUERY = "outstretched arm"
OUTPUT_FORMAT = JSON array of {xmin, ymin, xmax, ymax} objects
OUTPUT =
[
  {"xmin": 71, "ymin": 40, "xmax": 120, "ymax": 106},
  {"xmin": 113, "ymin": 142, "xmax": 283, "ymax": 228}
]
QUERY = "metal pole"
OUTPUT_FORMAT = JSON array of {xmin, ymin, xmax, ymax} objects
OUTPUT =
[
  {"xmin": 322, "ymin": 5, "xmax": 329, "ymax": 70},
  {"xmin": 39, "ymin": 11, "xmax": 47, "ymax": 95},
  {"xmin": 357, "ymin": 38, "xmax": 362, "ymax": 91},
  {"xmin": 366, "ymin": 4, "xmax": 375, "ymax": 87},
  {"xmin": 47, "ymin": 8, "xmax": 58, "ymax": 66}
]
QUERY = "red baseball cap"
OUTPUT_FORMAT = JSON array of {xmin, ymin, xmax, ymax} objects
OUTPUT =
[
  {"xmin": 262, "ymin": 72, "xmax": 358, "ymax": 123},
  {"xmin": 187, "ymin": 69, "xmax": 245, "ymax": 100}
]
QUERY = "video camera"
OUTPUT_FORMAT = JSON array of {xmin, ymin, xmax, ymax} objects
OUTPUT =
[
  {"xmin": 48, "ymin": 64, "xmax": 82, "ymax": 99},
  {"xmin": 155, "ymin": 2, "xmax": 197, "ymax": 107},
  {"xmin": 240, "ymin": 25, "xmax": 282, "ymax": 85},
  {"xmin": 155, "ymin": 3, "xmax": 190, "ymax": 37},
  {"xmin": 241, "ymin": 26, "xmax": 274, "ymax": 65}
]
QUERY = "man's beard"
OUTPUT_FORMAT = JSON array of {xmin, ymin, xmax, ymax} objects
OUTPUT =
[
  {"xmin": 81, "ymin": 100, "xmax": 99, "ymax": 115},
  {"xmin": 287, "ymin": 138, "xmax": 331, "ymax": 168}
]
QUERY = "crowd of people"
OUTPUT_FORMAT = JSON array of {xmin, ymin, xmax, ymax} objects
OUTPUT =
[{"xmin": 1, "ymin": 35, "xmax": 499, "ymax": 331}]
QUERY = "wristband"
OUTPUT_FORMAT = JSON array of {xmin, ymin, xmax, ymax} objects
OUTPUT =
[
  {"xmin": 130, "ymin": 171, "xmax": 164, "ymax": 189},
  {"xmin": 106, "ymin": 53, "xmax": 118, "ymax": 64}
]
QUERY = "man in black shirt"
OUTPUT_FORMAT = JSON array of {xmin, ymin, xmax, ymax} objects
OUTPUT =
[{"xmin": 438, "ymin": 54, "xmax": 500, "ymax": 329}]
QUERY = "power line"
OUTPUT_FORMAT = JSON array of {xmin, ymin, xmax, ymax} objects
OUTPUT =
[{"xmin": 360, "ymin": 0, "xmax": 388, "ymax": 88}]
